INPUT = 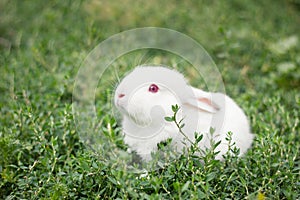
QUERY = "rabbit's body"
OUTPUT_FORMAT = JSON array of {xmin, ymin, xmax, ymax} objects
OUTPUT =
[
  {"xmin": 183, "ymin": 90, "xmax": 253, "ymax": 159},
  {"xmin": 115, "ymin": 66, "xmax": 254, "ymax": 160}
]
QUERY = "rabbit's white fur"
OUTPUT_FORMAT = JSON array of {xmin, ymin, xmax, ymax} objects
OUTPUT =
[{"xmin": 115, "ymin": 66, "xmax": 254, "ymax": 160}]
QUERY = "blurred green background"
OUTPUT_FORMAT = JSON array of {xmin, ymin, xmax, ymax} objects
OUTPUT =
[{"xmin": 0, "ymin": 0, "xmax": 299, "ymax": 199}]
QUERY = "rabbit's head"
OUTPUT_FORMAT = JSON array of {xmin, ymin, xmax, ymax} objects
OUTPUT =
[
  {"xmin": 115, "ymin": 66, "xmax": 219, "ymax": 128},
  {"xmin": 115, "ymin": 66, "xmax": 189, "ymax": 127}
]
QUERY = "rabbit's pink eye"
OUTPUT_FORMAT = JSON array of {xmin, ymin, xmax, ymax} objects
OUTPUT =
[{"xmin": 148, "ymin": 84, "xmax": 159, "ymax": 93}]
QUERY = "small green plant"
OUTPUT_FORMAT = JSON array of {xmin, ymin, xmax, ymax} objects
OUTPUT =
[
  {"xmin": 164, "ymin": 104, "xmax": 223, "ymax": 160},
  {"xmin": 165, "ymin": 104, "xmax": 196, "ymax": 145}
]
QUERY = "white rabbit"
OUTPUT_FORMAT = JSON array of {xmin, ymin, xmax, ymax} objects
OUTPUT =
[{"xmin": 114, "ymin": 66, "xmax": 254, "ymax": 161}]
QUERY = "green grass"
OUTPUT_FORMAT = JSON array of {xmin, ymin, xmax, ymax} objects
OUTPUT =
[{"xmin": 1, "ymin": 0, "xmax": 299, "ymax": 199}]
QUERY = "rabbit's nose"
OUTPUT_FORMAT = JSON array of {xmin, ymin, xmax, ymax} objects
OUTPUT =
[{"xmin": 118, "ymin": 94, "xmax": 125, "ymax": 98}]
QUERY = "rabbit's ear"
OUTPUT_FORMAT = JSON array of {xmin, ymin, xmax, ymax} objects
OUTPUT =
[{"xmin": 184, "ymin": 87, "xmax": 220, "ymax": 113}]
